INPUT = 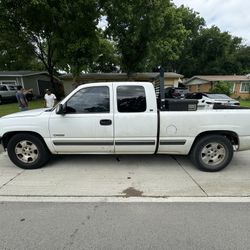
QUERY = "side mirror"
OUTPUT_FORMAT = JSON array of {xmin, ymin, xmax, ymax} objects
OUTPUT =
[{"xmin": 56, "ymin": 104, "xmax": 66, "ymax": 115}]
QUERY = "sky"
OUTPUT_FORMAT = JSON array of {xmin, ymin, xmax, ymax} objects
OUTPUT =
[{"xmin": 173, "ymin": 0, "xmax": 250, "ymax": 44}]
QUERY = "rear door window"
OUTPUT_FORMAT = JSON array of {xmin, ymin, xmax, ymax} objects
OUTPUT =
[{"xmin": 117, "ymin": 86, "xmax": 146, "ymax": 112}]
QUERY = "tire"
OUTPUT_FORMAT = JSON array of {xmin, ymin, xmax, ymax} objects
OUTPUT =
[
  {"xmin": 190, "ymin": 135, "xmax": 233, "ymax": 172},
  {"xmin": 7, "ymin": 133, "xmax": 50, "ymax": 169},
  {"xmin": 0, "ymin": 96, "xmax": 2, "ymax": 105}
]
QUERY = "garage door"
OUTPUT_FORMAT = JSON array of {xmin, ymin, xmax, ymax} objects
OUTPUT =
[{"xmin": 38, "ymin": 80, "xmax": 53, "ymax": 96}]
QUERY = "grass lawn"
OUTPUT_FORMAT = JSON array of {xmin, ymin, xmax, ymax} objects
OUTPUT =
[
  {"xmin": 0, "ymin": 99, "xmax": 45, "ymax": 117},
  {"xmin": 240, "ymin": 100, "xmax": 250, "ymax": 107}
]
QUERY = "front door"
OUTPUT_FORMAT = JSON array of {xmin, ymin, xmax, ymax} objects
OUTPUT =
[{"xmin": 49, "ymin": 85, "xmax": 114, "ymax": 153}]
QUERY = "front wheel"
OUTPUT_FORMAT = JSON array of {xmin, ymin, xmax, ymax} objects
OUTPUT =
[
  {"xmin": 7, "ymin": 133, "xmax": 50, "ymax": 169},
  {"xmin": 190, "ymin": 135, "xmax": 234, "ymax": 172}
]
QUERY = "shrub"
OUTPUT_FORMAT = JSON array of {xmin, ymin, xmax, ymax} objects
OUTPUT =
[{"xmin": 209, "ymin": 81, "xmax": 231, "ymax": 96}]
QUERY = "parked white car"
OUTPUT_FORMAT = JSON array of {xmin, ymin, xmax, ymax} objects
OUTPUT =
[
  {"xmin": 0, "ymin": 82, "xmax": 250, "ymax": 172},
  {"xmin": 203, "ymin": 93, "xmax": 240, "ymax": 106},
  {"xmin": 185, "ymin": 92, "xmax": 240, "ymax": 109}
]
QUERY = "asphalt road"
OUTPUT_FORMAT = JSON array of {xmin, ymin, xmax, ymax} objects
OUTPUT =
[{"xmin": 0, "ymin": 202, "xmax": 250, "ymax": 250}]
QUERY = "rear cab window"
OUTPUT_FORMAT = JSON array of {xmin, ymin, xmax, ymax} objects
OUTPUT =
[{"xmin": 117, "ymin": 85, "xmax": 146, "ymax": 112}]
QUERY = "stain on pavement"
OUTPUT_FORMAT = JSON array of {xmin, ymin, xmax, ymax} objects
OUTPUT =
[{"xmin": 122, "ymin": 187, "xmax": 143, "ymax": 197}]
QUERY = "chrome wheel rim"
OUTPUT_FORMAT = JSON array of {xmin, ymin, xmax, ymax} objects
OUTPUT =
[
  {"xmin": 15, "ymin": 140, "xmax": 39, "ymax": 164},
  {"xmin": 201, "ymin": 142, "xmax": 226, "ymax": 166}
]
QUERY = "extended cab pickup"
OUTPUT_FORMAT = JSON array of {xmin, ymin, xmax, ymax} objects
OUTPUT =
[{"xmin": 1, "ymin": 81, "xmax": 250, "ymax": 171}]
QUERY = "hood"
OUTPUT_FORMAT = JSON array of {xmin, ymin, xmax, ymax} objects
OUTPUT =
[{"xmin": 1, "ymin": 108, "xmax": 50, "ymax": 119}]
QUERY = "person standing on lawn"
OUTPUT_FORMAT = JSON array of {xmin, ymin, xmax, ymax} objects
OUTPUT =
[
  {"xmin": 44, "ymin": 89, "xmax": 57, "ymax": 108},
  {"xmin": 16, "ymin": 85, "xmax": 31, "ymax": 111}
]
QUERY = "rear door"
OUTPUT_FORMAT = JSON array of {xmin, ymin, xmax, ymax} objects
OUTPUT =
[
  {"xmin": 114, "ymin": 83, "xmax": 158, "ymax": 154},
  {"xmin": 49, "ymin": 84, "xmax": 114, "ymax": 153}
]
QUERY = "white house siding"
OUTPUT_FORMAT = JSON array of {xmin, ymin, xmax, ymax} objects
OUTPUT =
[
  {"xmin": 23, "ymin": 74, "xmax": 51, "ymax": 96},
  {"xmin": 62, "ymin": 79, "xmax": 75, "ymax": 95}
]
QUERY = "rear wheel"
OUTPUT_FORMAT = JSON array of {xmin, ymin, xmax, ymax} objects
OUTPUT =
[
  {"xmin": 190, "ymin": 135, "xmax": 233, "ymax": 172},
  {"xmin": 7, "ymin": 133, "xmax": 50, "ymax": 169}
]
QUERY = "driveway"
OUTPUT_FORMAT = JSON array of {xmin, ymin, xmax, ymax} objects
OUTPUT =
[{"xmin": 0, "ymin": 151, "xmax": 250, "ymax": 198}]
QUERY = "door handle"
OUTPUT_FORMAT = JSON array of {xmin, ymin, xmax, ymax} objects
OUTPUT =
[{"xmin": 100, "ymin": 119, "xmax": 112, "ymax": 126}]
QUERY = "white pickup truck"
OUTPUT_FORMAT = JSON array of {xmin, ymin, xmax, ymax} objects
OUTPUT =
[
  {"xmin": 0, "ymin": 85, "xmax": 17, "ymax": 104},
  {"xmin": 0, "ymin": 81, "xmax": 250, "ymax": 171}
]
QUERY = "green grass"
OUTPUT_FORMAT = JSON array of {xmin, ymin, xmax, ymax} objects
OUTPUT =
[
  {"xmin": 0, "ymin": 99, "xmax": 45, "ymax": 117},
  {"xmin": 240, "ymin": 100, "xmax": 250, "ymax": 107}
]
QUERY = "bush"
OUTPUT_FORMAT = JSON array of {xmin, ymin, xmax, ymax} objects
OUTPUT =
[{"xmin": 209, "ymin": 81, "xmax": 231, "ymax": 96}]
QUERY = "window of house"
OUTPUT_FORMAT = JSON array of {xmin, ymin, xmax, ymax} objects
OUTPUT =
[
  {"xmin": 196, "ymin": 84, "xmax": 201, "ymax": 92},
  {"xmin": 66, "ymin": 86, "xmax": 110, "ymax": 113},
  {"xmin": 117, "ymin": 85, "xmax": 146, "ymax": 112},
  {"xmin": 240, "ymin": 82, "xmax": 250, "ymax": 93}
]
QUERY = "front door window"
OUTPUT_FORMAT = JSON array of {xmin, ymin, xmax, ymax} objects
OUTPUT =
[{"xmin": 66, "ymin": 86, "xmax": 110, "ymax": 113}]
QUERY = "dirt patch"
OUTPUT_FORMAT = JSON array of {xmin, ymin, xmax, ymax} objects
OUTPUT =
[{"xmin": 122, "ymin": 187, "xmax": 143, "ymax": 197}]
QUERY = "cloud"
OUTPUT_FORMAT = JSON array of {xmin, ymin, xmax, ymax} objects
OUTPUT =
[{"xmin": 173, "ymin": 0, "xmax": 250, "ymax": 44}]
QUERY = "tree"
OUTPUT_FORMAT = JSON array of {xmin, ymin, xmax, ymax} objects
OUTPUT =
[
  {"xmin": 102, "ymin": 0, "xmax": 188, "ymax": 74},
  {"xmin": 90, "ymin": 33, "xmax": 120, "ymax": 73},
  {"xmin": 170, "ymin": 5, "xmax": 205, "ymax": 74},
  {"xmin": 0, "ymin": 34, "xmax": 43, "ymax": 71},
  {"xmin": 234, "ymin": 46, "xmax": 250, "ymax": 74},
  {"xmin": 0, "ymin": 0, "xmax": 101, "ymax": 95},
  {"xmin": 178, "ymin": 26, "xmax": 243, "ymax": 76},
  {"xmin": 55, "ymin": 0, "xmax": 100, "ymax": 79}
]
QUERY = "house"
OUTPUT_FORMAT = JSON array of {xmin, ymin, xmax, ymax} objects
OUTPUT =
[
  {"xmin": 60, "ymin": 72, "xmax": 184, "ymax": 95},
  {"xmin": 0, "ymin": 71, "xmax": 59, "ymax": 96},
  {"xmin": 184, "ymin": 75, "xmax": 250, "ymax": 99}
]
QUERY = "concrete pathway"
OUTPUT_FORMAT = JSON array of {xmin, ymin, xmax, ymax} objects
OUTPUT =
[{"xmin": 0, "ymin": 151, "xmax": 250, "ymax": 198}]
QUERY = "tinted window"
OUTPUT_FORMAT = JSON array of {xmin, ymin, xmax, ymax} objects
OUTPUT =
[
  {"xmin": 8, "ymin": 86, "xmax": 17, "ymax": 90},
  {"xmin": 0, "ymin": 86, "xmax": 8, "ymax": 91},
  {"xmin": 117, "ymin": 86, "xmax": 146, "ymax": 112},
  {"xmin": 66, "ymin": 86, "xmax": 110, "ymax": 113}
]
